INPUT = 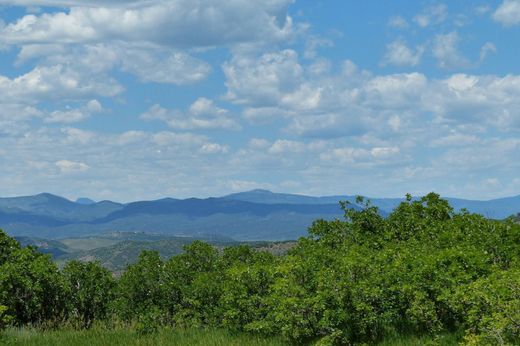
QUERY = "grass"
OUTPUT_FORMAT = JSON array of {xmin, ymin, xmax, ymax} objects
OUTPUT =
[
  {"xmin": 1, "ymin": 326, "xmax": 463, "ymax": 345},
  {"xmin": 375, "ymin": 331, "xmax": 462, "ymax": 345},
  {"xmin": 1, "ymin": 327, "xmax": 287, "ymax": 346}
]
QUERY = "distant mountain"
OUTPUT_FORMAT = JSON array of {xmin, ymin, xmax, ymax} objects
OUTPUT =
[
  {"xmin": 0, "ymin": 194, "xmax": 346, "ymax": 240},
  {"xmin": 224, "ymin": 189, "xmax": 408, "ymax": 211},
  {"xmin": 224, "ymin": 190, "xmax": 520, "ymax": 219},
  {"xmin": 0, "ymin": 190, "xmax": 518, "ymax": 241},
  {"xmin": 0, "ymin": 193, "xmax": 123, "ymax": 222},
  {"xmin": 75, "ymin": 198, "xmax": 96, "ymax": 205}
]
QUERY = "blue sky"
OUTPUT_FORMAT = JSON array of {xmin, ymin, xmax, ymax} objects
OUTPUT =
[{"xmin": 0, "ymin": 0, "xmax": 519, "ymax": 202}]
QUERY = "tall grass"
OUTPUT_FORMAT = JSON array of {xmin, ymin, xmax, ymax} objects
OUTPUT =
[
  {"xmin": 1, "ymin": 327, "xmax": 287, "ymax": 346},
  {"xmin": 1, "ymin": 327, "xmax": 463, "ymax": 345}
]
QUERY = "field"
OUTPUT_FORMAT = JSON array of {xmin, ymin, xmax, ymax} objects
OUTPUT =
[{"xmin": 1, "ymin": 328, "xmax": 461, "ymax": 345}]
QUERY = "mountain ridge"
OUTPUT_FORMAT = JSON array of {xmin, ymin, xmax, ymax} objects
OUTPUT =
[{"xmin": 0, "ymin": 190, "xmax": 518, "ymax": 241}]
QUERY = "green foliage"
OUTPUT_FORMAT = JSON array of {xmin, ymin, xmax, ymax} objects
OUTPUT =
[
  {"xmin": 0, "ymin": 304, "xmax": 12, "ymax": 331},
  {"xmin": 114, "ymin": 250, "xmax": 167, "ymax": 321},
  {"xmin": 62, "ymin": 261, "xmax": 115, "ymax": 328},
  {"xmin": 0, "ymin": 245, "xmax": 67, "ymax": 326},
  {"xmin": 0, "ymin": 229, "xmax": 20, "ymax": 266},
  {"xmin": 455, "ymin": 268, "xmax": 520, "ymax": 345}
]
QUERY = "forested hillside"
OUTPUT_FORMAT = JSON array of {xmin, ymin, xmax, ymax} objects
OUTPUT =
[{"xmin": 1, "ymin": 193, "xmax": 519, "ymax": 345}]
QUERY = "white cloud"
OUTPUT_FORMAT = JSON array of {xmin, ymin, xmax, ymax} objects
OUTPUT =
[
  {"xmin": 225, "ymin": 180, "xmax": 275, "ymax": 193},
  {"xmin": 0, "ymin": 1, "xmax": 145, "ymax": 6},
  {"xmin": 86, "ymin": 99, "xmax": 102, "ymax": 113},
  {"xmin": 151, "ymin": 131, "xmax": 207, "ymax": 147},
  {"xmin": 223, "ymin": 50, "xmax": 520, "ymax": 140},
  {"xmin": 370, "ymin": 146, "xmax": 400, "ymax": 158},
  {"xmin": 44, "ymin": 99, "xmax": 103, "ymax": 124},
  {"xmin": 429, "ymin": 133, "xmax": 480, "ymax": 147},
  {"xmin": 61, "ymin": 127, "xmax": 96, "ymax": 145},
  {"xmin": 46, "ymin": 109, "xmax": 86, "ymax": 124},
  {"xmin": 413, "ymin": 4, "xmax": 448, "ymax": 27},
  {"xmin": 55, "ymin": 159, "xmax": 89, "ymax": 173},
  {"xmin": 432, "ymin": 32, "xmax": 470, "ymax": 69},
  {"xmin": 223, "ymin": 50, "xmax": 303, "ymax": 107},
  {"xmin": 17, "ymin": 43, "xmax": 211, "ymax": 85},
  {"xmin": 320, "ymin": 146, "xmax": 401, "ymax": 166},
  {"xmin": 479, "ymin": 42, "xmax": 497, "ymax": 62},
  {"xmin": 388, "ymin": 16, "xmax": 409, "ymax": 29},
  {"xmin": 141, "ymin": 98, "xmax": 240, "ymax": 130},
  {"xmin": 381, "ymin": 40, "xmax": 424, "ymax": 67},
  {"xmin": 268, "ymin": 139, "xmax": 306, "ymax": 154},
  {"xmin": 0, "ymin": 1, "xmax": 294, "ymax": 47},
  {"xmin": 119, "ymin": 49, "xmax": 211, "ymax": 85},
  {"xmin": 304, "ymin": 36, "xmax": 333, "ymax": 59},
  {"xmin": 493, "ymin": 0, "xmax": 520, "ymax": 26},
  {"xmin": 199, "ymin": 143, "xmax": 229, "ymax": 154},
  {"xmin": 0, "ymin": 64, "xmax": 122, "ymax": 103}
]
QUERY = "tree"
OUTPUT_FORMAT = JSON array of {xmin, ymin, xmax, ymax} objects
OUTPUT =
[
  {"xmin": 62, "ymin": 260, "xmax": 116, "ymax": 328},
  {"xmin": 0, "ymin": 246, "xmax": 67, "ymax": 326}
]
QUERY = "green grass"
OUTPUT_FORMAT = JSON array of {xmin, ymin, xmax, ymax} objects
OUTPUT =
[
  {"xmin": 1, "ymin": 326, "xmax": 463, "ymax": 345},
  {"xmin": 1, "ymin": 327, "xmax": 287, "ymax": 346},
  {"xmin": 375, "ymin": 331, "xmax": 463, "ymax": 345}
]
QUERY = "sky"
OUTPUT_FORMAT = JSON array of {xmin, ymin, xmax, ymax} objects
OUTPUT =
[{"xmin": 0, "ymin": 0, "xmax": 519, "ymax": 202}]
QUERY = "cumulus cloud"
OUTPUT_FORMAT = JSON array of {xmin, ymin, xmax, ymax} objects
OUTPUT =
[
  {"xmin": 388, "ymin": 16, "xmax": 409, "ymax": 29},
  {"xmin": 413, "ymin": 4, "xmax": 448, "ymax": 27},
  {"xmin": 432, "ymin": 32, "xmax": 470, "ymax": 69},
  {"xmin": 0, "ymin": 1, "xmax": 294, "ymax": 47},
  {"xmin": 223, "ymin": 50, "xmax": 520, "ymax": 141},
  {"xmin": 16, "ymin": 43, "xmax": 211, "ymax": 85},
  {"xmin": 199, "ymin": 143, "xmax": 229, "ymax": 154},
  {"xmin": 381, "ymin": 40, "xmax": 424, "ymax": 67},
  {"xmin": 55, "ymin": 159, "xmax": 89, "ymax": 173},
  {"xmin": 223, "ymin": 50, "xmax": 304, "ymax": 107},
  {"xmin": 479, "ymin": 42, "xmax": 497, "ymax": 62},
  {"xmin": 119, "ymin": 50, "xmax": 211, "ymax": 84},
  {"xmin": 493, "ymin": 0, "xmax": 520, "ymax": 26},
  {"xmin": 44, "ymin": 99, "xmax": 103, "ymax": 124},
  {"xmin": 0, "ymin": 64, "xmax": 122, "ymax": 103},
  {"xmin": 0, "ymin": 1, "xmax": 145, "ymax": 6},
  {"xmin": 141, "ymin": 98, "xmax": 240, "ymax": 130}
]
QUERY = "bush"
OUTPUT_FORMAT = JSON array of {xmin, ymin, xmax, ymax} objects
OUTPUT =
[
  {"xmin": 62, "ymin": 260, "xmax": 116, "ymax": 328},
  {"xmin": 0, "ymin": 304, "xmax": 12, "ymax": 331}
]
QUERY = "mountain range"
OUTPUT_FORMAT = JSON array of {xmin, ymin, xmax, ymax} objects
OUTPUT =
[{"xmin": 1, "ymin": 190, "xmax": 519, "ymax": 241}]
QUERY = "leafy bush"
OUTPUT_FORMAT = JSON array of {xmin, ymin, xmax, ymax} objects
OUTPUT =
[
  {"xmin": 62, "ymin": 260, "xmax": 116, "ymax": 328},
  {"xmin": 0, "ymin": 304, "xmax": 12, "ymax": 331}
]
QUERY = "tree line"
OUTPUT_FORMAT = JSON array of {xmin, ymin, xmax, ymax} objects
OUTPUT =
[{"xmin": 1, "ymin": 193, "xmax": 519, "ymax": 345}]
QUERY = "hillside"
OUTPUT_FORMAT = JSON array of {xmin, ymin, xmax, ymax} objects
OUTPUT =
[{"xmin": 16, "ymin": 231, "xmax": 295, "ymax": 273}]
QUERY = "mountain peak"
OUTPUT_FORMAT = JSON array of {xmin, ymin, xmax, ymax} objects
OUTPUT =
[
  {"xmin": 248, "ymin": 189, "xmax": 273, "ymax": 194},
  {"xmin": 75, "ymin": 198, "xmax": 96, "ymax": 205},
  {"xmin": 35, "ymin": 193, "xmax": 71, "ymax": 202}
]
